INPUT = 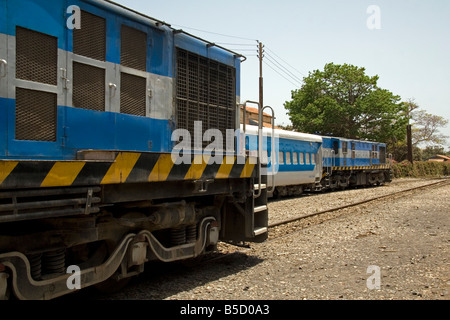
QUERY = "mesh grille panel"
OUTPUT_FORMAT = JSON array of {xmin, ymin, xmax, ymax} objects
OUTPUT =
[
  {"xmin": 121, "ymin": 25, "xmax": 147, "ymax": 71},
  {"xmin": 120, "ymin": 73, "xmax": 146, "ymax": 117},
  {"xmin": 73, "ymin": 62, "xmax": 105, "ymax": 111},
  {"xmin": 176, "ymin": 49, "xmax": 236, "ymax": 150},
  {"xmin": 15, "ymin": 88, "xmax": 57, "ymax": 141},
  {"xmin": 73, "ymin": 10, "xmax": 106, "ymax": 61},
  {"xmin": 16, "ymin": 27, "xmax": 57, "ymax": 85}
]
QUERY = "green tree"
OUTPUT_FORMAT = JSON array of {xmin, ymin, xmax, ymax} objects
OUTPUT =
[{"xmin": 284, "ymin": 63, "xmax": 408, "ymax": 145}]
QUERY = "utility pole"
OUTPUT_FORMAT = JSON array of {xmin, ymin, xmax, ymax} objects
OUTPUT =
[
  {"xmin": 407, "ymin": 124, "xmax": 413, "ymax": 163},
  {"xmin": 406, "ymin": 101, "xmax": 414, "ymax": 164},
  {"xmin": 257, "ymin": 41, "xmax": 264, "ymax": 111}
]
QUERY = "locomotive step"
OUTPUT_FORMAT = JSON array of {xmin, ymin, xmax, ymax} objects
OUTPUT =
[
  {"xmin": 253, "ymin": 227, "xmax": 268, "ymax": 236},
  {"xmin": 254, "ymin": 184, "xmax": 267, "ymax": 191},
  {"xmin": 254, "ymin": 205, "xmax": 268, "ymax": 213}
]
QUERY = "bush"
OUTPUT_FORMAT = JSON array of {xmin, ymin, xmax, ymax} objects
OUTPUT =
[{"xmin": 392, "ymin": 161, "xmax": 450, "ymax": 178}]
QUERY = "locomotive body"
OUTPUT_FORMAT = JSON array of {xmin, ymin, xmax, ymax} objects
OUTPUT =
[
  {"xmin": 321, "ymin": 136, "xmax": 392, "ymax": 189},
  {"xmin": 0, "ymin": 0, "xmax": 268, "ymax": 300}
]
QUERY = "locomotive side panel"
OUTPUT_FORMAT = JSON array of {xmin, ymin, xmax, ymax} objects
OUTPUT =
[{"xmin": 0, "ymin": 0, "xmax": 264, "ymax": 300}]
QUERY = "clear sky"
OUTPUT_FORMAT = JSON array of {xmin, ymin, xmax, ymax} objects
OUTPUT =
[{"xmin": 114, "ymin": 0, "xmax": 450, "ymax": 149}]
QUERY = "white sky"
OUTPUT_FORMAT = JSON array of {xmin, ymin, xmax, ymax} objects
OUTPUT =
[{"xmin": 114, "ymin": 0, "xmax": 450, "ymax": 148}]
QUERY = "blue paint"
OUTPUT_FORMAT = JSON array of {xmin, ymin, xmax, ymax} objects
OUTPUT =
[
  {"xmin": 114, "ymin": 112, "xmax": 171, "ymax": 153},
  {"xmin": 277, "ymin": 137, "xmax": 321, "ymax": 173},
  {"xmin": 245, "ymin": 132, "xmax": 321, "ymax": 173},
  {"xmin": 1, "ymin": 103, "xmax": 173, "ymax": 160},
  {"xmin": 322, "ymin": 136, "xmax": 386, "ymax": 168},
  {"xmin": 5, "ymin": 0, "xmax": 68, "ymax": 50},
  {"xmin": 64, "ymin": 107, "xmax": 172, "ymax": 155},
  {"xmin": 0, "ymin": 0, "xmax": 6, "ymax": 35}
]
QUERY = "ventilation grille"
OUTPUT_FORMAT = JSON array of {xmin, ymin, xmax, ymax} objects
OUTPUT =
[
  {"xmin": 73, "ymin": 10, "xmax": 106, "ymax": 61},
  {"xmin": 121, "ymin": 25, "xmax": 147, "ymax": 72},
  {"xmin": 15, "ymin": 88, "xmax": 57, "ymax": 141},
  {"xmin": 120, "ymin": 73, "xmax": 146, "ymax": 117},
  {"xmin": 73, "ymin": 62, "xmax": 105, "ymax": 111},
  {"xmin": 16, "ymin": 27, "xmax": 57, "ymax": 85},
  {"xmin": 176, "ymin": 49, "xmax": 236, "ymax": 150}
]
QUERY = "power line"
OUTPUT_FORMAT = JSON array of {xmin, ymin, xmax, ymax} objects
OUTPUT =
[
  {"xmin": 265, "ymin": 46, "xmax": 307, "ymax": 78},
  {"xmin": 171, "ymin": 24, "xmax": 258, "ymax": 42},
  {"xmin": 215, "ymin": 42, "xmax": 257, "ymax": 46},
  {"xmin": 264, "ymin": 54, "xmax": 304, "ymax": 85},
  {"xmin": 263, "ymin": 60, "xmax": 302, "ymax": 88}
]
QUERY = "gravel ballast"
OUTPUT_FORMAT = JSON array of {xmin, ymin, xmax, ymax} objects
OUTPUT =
[{"xmin": 94, "ymin": 178, "xmax": 449, "ymax": 301}]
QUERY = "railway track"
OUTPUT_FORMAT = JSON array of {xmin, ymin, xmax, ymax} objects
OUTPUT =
[{"xmin": 268, "ymin": 178, "xmax": 450, "ymax": 229}]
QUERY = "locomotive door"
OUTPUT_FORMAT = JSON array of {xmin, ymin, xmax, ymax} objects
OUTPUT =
[{"xmin": 3, "ymin": 0, "xmax": 67, "ymax": 158}]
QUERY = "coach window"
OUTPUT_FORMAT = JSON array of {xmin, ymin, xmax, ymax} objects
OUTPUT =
[
  {"xmin": 293, "ymin": 152, "xmax": 298, "ymax": 165},
  {"xmin": 306, "ymin": 153, "xmax": 310, "ymax": 165},
  {"xmin": 279, "ymin": 151, "xmax": 284, "ymax": 165},
  {"xmin": 299, "ymin": 152, "xmax": 304, "ymax": 165},
  {"xmin": 342, "ymin": 142, "xmax": 348, "ymax": 154},
  {"xmin": 311, "ymin": 153, "xmax": 316, "ymax": 165},
  {"xmin": 286, "ymin": 152, "xmax": 291, "ymax": 165}
]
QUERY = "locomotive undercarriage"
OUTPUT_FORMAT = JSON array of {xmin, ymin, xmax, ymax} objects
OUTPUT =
[
  {"xmin": 322, "ymin": 169, "xmax": 392, "ymax": 191},
  {"xmin": 0, "ymin": 177, "xmax": 260, "ymax": 300}
]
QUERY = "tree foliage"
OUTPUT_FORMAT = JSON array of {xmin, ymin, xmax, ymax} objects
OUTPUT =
[{"xmin": 284, "ymin": 63, "xmax": 408, "ymax": 144}]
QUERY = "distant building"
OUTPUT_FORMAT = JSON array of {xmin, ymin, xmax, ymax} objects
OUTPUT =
[
  {"xmin": 427, "ymin": 155, "xmax": 450, "ymax": 162},
  {"xmin": 240, "ymin": 106, "xmax": 277, "ymax": 128}
]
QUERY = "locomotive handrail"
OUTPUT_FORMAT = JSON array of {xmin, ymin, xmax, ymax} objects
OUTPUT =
[
  {"xmin": 262, "ymin": 106, "xmax": 276, "ymax": 194},
  {"xmin": 331, "ymin": 149, "xmax": 335, "ymax": 174},
  {"xmin": 240, "ymin": 100, "xmax": 260, "ymax": 138},
  {"xmin": 239, "ymin": 100, "xmax": 266, "ymax": 198},
  {"xmin": 241, "ymin": 100, "xmax": 262, "ymax": 198},
  {"xmin": 388, "ymin": 153, "xmax": 393, "ymax": 167}
]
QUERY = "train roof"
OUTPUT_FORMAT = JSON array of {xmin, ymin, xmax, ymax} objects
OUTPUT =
[
  {"xmin": 87, "ymin": 0, "xmax": 245, "ymax": 62},
  {"xmin": 243, "ymin": 125, "xmax": 323, "ymax": 143},
  {"xmin": 321, "ymin": 135, "xmax": 386, "ymax": 145}
]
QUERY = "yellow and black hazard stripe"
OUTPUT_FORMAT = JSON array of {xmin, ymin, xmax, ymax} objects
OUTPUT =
[
  {"xmin": 0, "ymin": 152, "xmax": 257, "ymax": 189},
  {"xmin": 330, "ymin": 165, "xmax": 391, "ymax": 171}
]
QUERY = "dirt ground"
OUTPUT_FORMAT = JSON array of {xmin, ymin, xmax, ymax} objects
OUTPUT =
[{"xmin": 97, "ymin": 180, "xmax": 449, "ymax": 301}]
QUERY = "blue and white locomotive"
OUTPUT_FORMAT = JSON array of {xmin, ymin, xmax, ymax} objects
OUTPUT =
[{"xmin": 0, "ymin": 0, "xmax": 268, "ymax": 299}]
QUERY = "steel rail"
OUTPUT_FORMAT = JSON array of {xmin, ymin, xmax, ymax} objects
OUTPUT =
[{"xmin": 268, "ymin": 178, "xmax": 450, "ymax": 229}]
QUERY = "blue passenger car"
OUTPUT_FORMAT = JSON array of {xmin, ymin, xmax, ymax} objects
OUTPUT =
[{"xmin": 243, "ymin": 125, "xmax": 323, "ymax": 197}]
